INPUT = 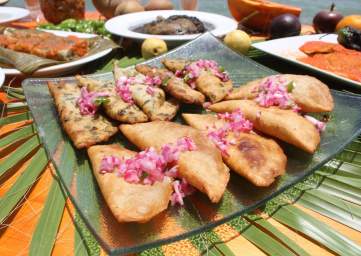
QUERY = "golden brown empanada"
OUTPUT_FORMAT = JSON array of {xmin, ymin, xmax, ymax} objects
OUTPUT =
[
  {"xmin": 88, "ymin": 144, "xmax": 173, "ymax": 223},
  {"xmin": 135, "ymin": 64, "xmax": 205, "ymax": 105},
  {"xmin": 48, "ymin": 81, "xmax": 118, "ymax": 149},
  {"xmin": 226, "ymin": 74, "xmax": 334, "ymax": 112},
  {"xmin": 163, "ymin": 58, "xmax": 233, "ymax": 103},
  {"xmin": 182, "ymin": 113, "xmax": 287, "ymax": 186},
  {"xmin": 209, "ymin": 100, "xmax": 321, "ymax": 153},
  {"xmin": 120, "ymin": 121, "xmax": 230, "ymax": 203},
  {"xmin": 113, "ymin": 63, "xmax": 179, "ymax": 121},
  {"xmin": 75, "ymin": 75, "xmax": 148, "ymax": 123}
]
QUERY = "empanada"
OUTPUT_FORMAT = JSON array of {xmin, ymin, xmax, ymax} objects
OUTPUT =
[
  {"xmin": 135, "ymin": 64, "xmax": 205, "ymax": 105},
  {"xmin": 76, "ymin": 75, "xmax": 148, "ymax": 123},
  {"xmin": 209, "ymin": 100, "xmax": 321, "ymax": 153},
  {"xmin": 183, "ymin": 113, "xmax": 287, "ymax": 186},
  {"xmin": 162, "ymin": 58, "xmax": 233, "ymax": 103},
  {"xmin": 226, "ymin": 74, "xmax": 334, "ymax": 112},
  {"xmin": 88, "ymin": 144, "xmax": 173, "ymax": 223},
  {"xmin": 120, "ymin": 121, "xmax": 230, "ymax": 203},
  {"xmin": 48, "ymin": 81, "xmax": 118, "ymax": 149},
  {"xmin": 113, "ymin": 64, "xmax": 179, "ymax": 121}
]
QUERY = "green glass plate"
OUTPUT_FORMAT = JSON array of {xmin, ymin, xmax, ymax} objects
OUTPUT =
[{"xmin": 22, "ymin": 33, "xmax": 361, "ymax": 255}]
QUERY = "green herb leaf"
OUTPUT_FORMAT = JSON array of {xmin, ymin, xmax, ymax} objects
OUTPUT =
[
  {"xmin": 287, "ymin": 81, "xmax": 295, "ymax": 93},
  {"xmin": 93, "ymin": 96, "xmax": 109, "ymax": 106}
]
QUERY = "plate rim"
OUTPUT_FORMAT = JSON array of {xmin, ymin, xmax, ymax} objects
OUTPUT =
[
  {"xmin": 0, "ymin": 6, "xmax": 29, "ymax": 24},
  {"xmin": 252, "ymin": 33, "xmax": 361, "ymax": 89},
  {"xmin": 105, "ymin": 10, "xmax": 238, "ymax": 41}
]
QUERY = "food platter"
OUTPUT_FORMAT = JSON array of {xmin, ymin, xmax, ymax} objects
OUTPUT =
[
  {"xmin": 0, "ymin": 7, "xmax": 29, "ymax": 24},
  {"xmin": 105, "ymin": 10, "xmax": 238, "ymax": 45},
  {"xmin": 22, "ymin": 33, "xmax": 361, "ymax": 255},
  {"xmin": 3, "ymin": 30, "xmax": 114, "ymax": 77},
  {"xmin": 253, "ymin": 34, "xmax": 361, "ymax": 90}
]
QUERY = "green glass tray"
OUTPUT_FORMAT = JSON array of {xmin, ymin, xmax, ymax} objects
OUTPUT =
[{"xmin": 22, "ymin": 33, "xmax": 361, "ymax": 255}]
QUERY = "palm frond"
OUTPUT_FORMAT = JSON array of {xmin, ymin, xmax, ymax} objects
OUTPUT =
[
  {"xmin": 271, "ymin": 204, "xmax": 361, "ymax": 256},
  {"xmin": 0, "ymin": 124, "xmax": 35, "ymax": 148},
  {"xmin": 0, "ymin": 147, "xmax": 48, "ymax": 223},
  {"xmin": 0, "ymin": 112, "xmax": 31, "ymax": 126},
  {"xmin": 0, "ymin": 135, "xmax": 40, "ymax": 177},
  {"xmin": 29, "ymin": 178, "xmax": 67, "ymax": 256}
]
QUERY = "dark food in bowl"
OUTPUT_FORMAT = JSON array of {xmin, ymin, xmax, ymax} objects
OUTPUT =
[{"xmin": 136, "ymin": 15, "xmax": 206, "ymax": 35}]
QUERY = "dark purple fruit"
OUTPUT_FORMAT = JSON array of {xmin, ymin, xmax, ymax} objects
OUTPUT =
[
  {"xmin": 313, "ymin": 3, "xmax": 343, "ymax": 33},
  {"xmin": 269, "ymin": 14, "xmax": 301, "ymax": 39}
]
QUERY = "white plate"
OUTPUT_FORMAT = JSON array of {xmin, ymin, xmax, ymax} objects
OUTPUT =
[
  {"xmin": 3, "ymin": 30, "xmax": 113, "ymax": 77},
  {"xmin": 0, "ymin": 7, "xmax": 29, "ymax": 24},
  {"xmin": 105, "ymin": 10, "xmax": 237, "ymax": 44},
  {"xmin": 0, "ymin": 67, "xmax": 4, "ymax": 87},
  {"xmin": 253, "ymin": 34, "xmax": 361, "ymax": 89}
]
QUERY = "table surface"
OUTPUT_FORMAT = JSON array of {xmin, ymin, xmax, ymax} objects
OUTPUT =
[{"xmin": 8, "ymin": 0, "xmax": 361, "ymax": 24}]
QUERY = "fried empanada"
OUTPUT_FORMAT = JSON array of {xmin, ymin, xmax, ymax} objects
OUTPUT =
[
  {"xmin": 75, "ymin": 75, "xmax": 148, "ymax": 123},
  {"xmin": 209, "ymin": 100, "xmax": 320, "ymax": 153},
  {"xmin": 196, "ymin": 73, "xmax": 233, "ymax": 103},
  {"xmin": 182, "ymin": 113, "xmax": 287, "ymax": 186},
  {"xmin": 120, "ymin": 121, "xmax": 230, "ymax": 203},
  {"xmin": 162, "ymin": 58, "xmax": 190, "ymax": 72},
  {"xmin": 163, "ymin": 58, "xmax": 233, "ymax": 103},
  {"xmin": 48, "ymin": 81, "xmax": 118, "ymax": 149},
  {"xmin": 113, "ymin": 64, "xmax": 179, "ymax": 121},
  {"xmin": 226, "ymin": 74, "xmax": 334, "ymax": 112},
  {"xmin": 135, "ymin": 64, "xmax": 205, "ymax": 105},
  {"xmin": 88, "ymin": 144, "xmax": 173, "ymax": 223}
]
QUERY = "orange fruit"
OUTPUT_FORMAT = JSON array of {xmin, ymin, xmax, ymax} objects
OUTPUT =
[
  {"xmin": 336, "ymin": 15, "xmax": 361, "ymax": 31},
  {"xmin": 227, "ymin": 0, "xmax": 302, "ymax": 32}
]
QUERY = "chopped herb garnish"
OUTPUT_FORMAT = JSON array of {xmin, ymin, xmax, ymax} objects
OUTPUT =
[
  {"xmin": 94, "ymin": 96, "xmax": 110, "ymax": 106},
  {"xmin": 287, "ymin": 81, "xmax": 295, "ymax": 93},
  {"xmin": 162, "ymin": 77, "xmax": 171, "ymax": 87}
]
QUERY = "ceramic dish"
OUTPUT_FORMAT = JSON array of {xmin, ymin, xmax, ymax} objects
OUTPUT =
[
  {"xmin": 253, "ymin": 34, "xmax": 361, "ymax": 90},
  {"xmin": 105, "ymin": 10, "xmax": 237, "ymax": 45},
  {"xmin": 3, "ymin": 30, "xmax": 113, "ymax": 77},
  {"xmin": 0, "ymin": 7, "xmax": 29, "ymax": 24}
]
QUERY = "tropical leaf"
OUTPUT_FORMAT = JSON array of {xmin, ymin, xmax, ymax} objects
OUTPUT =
[
  {"xmin": 271, "ymin": 204, "xmax": 361, "ymax": 256},
  {"xmin": 0, "ymin": 147, "xmax": 48, "ymax": 223},
  {"xmin": 29, "ymin": 178, "xmax": 67, "ymax": 256},
  {"xmin": 29, "ymin": 141, "xmax": 76, "ymax": 255},
  {"xmin": 0, "ymin": 124, "xmax": 35, "ymax": 148},
  {"xmin": 0, "ymin": 135, "xmax": 40, "ymax": 177},
  {"xmin": 248, "ymin": 216, "xmax": 310, "ymax": 256},
  {"xmin": 0, "ymin": 112, "xmax": 31, "ymax": 126}
]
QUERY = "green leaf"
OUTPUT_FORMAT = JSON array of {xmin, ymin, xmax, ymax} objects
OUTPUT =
[
  {"xmin": 0, "ymin": 125, "xmax": 35, "ymax": 148},
  {"xmin": 96, "ymin": 57, "xmax": 144, "ymax": 73},
  {"xmin": 322, "ymin": 174, "xmax": 361, "ymax": 189},
  {"xmin": 250, "ymin": 217, "xmax": 310, "ymax": 256},
  {"xmin": 74, "ymin": 213, "xmax": 100, "ymax": 256},
  {"xmin": 29, "ymin": 178, "xmax": 67, "ymax": 256},
  {"xmin": 0, "ymin": 135, "xmax": 40, "ymax": 177},
  {"xmin": 241, "ymin": 224, "xmax": 297, "ymax": 256},
  {"xmin": 319, "ymin": 178, "xmax": 361, "ymax": 204},
  {"xmin": 0, "ymin": 148, "xmax": 47, "ymax": 223},
  {"xmin": 272, "ymin": 205, "xmax": 361, "ymax": 256},
  {"xmin": 6, "ymin": 102, "xmax": 28, "ymax": 111},
  {"xmin": 317, "ymin": 183, "xmax": 361, "ymax": 205},
  {"xmin": 29, "ymin": 141, "xmax": 75, "ymax": 256},
  {"xmin": 298, "ymin": 190, "xmax": 361, "ymax": 231},
  {"xmin": 0, "ymin": 112, "xmax": 31, "ymax": 126}
]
